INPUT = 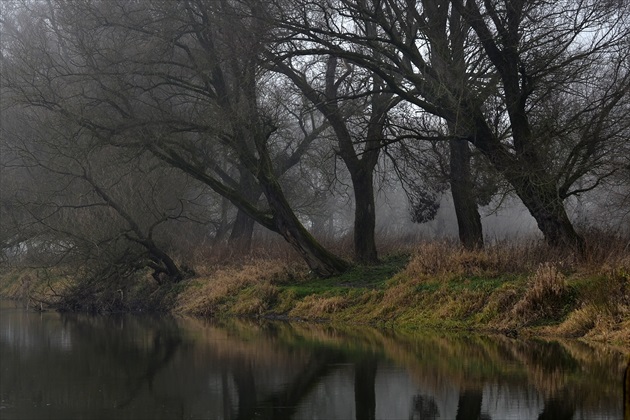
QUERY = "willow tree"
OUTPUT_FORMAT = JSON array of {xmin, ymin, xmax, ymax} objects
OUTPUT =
[
  {"xmin": 2, "ymin": 0, "xmax": 349, "ymax": 276},
  {"xmin": 274, "ymin": 0, "xmax": 630, "ymax": 251}
]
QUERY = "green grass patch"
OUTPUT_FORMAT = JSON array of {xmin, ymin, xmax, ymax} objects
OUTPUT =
[
  {"xmin": 335, "ymin": 253, "xmax": 410, "ymax": 288},
  {"xmin": 415, "ymin": 282, "xmax": 440, "ymax": 293},
  {"xmin": 278, "ymin": 253, "xmax": 409, "ymax": 299}
]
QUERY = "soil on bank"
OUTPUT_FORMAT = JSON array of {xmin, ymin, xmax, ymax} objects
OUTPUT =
[{"xmin": 2, "ymin": 241, "xmax": 629, "ymax": 348}]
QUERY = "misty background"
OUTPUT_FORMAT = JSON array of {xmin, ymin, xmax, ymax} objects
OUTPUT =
[{"xmin": 1, "ymin": 0, "xmax": 628, "ymax": 282}]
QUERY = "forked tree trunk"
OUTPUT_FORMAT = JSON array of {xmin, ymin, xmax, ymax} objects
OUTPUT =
[
  {"xmin": 424, "ymin": 0, "xmax": 483, "ymax": 249},
  {"xmin": 273, "ymin": 55, "xmax": 385, "ymax": 266},
  {"xmin": 450, "ymin": 138, "xmax": 484, "ymax": 249},
  {"xmin": 450, "ymin": 1, "xmax": 586, "ymax": 253}
]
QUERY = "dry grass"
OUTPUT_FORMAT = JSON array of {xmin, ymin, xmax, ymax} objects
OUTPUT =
[
  {"xmin": 181, "ymin": 235, "xmax": 306, "ymax": 277},
  {"xmin": 0, "ymin": 268, "xmax": 73, "ymax": 308},
  {"xmin": 230, "ymin": 282, "xmax": 280, "ymax": 316},
  {"xmin": 368, "ymin": 233, "xmax": 629, "ymax": 341},
  {"xmin": 291, "ymin": 295, "xmax": 350, "ymax": 317},
  {"xmin": 403, "ymin": 231, "xmax": 629, "ymax": 281},
  {"xmin": 402, "ymin": 240, "xmax": 548, "ymax": 280},
  {"xmin": 2, "ymin": 230, "xmax": 627, "ymax": 344},
  {"xmin": 481, "ymin": 285, "xmax": 520, "ymax": 318},
  {"xmin": 176, "ymin": 259, "xmax": 303, "ymax": 316},
  {"xmin": 554, "ymin": 305, "xmax": 598, "ymax": 337},
  {"xmin": 550, "ymin": 303, "xmax": 629, "ymax": 344},
  {"xmin": 512, "ymin": 263, "xmax": 569, "ymax": 323},
  {"xmin": 381, "ymin": 277, "xmax": 422, "ymax": 307},
  {"xmin": 561, "ymin": 268, "xmax": 629, "ymax": 343}
]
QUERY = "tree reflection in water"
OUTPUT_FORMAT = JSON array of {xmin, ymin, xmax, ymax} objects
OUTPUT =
[
  {"xmin": 455, "ymin": 390, "xmax": 487, "ymax": 420},
  {"xmin": 0, "ymin": 303, "xmax": 626, "ymax": 420},
  {"xmin": 537, "ymin": 393, "xmax": 575, "ymax": 420},
  {"xmin": 410, "ymin": 394, "xmax": 440, "ymax": 420},
  {"xmin": 354, "ymin": 357, "xmax": 377, "ymax": 420}
]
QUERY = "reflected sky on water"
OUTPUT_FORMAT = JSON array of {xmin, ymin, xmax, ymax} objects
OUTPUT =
[{"xmin": 0, "ymin": 300, "xmax": 626, "ymax": 419}]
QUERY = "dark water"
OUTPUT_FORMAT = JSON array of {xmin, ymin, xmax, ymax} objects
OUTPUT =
[{"xmin": 0, "ymin": 300, "xmax": 626, "ymax": 420}]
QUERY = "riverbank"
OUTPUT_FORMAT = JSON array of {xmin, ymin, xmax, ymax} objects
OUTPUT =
[{"xmin": 1, "ymin": 238, "xmax": 628, "ymax": 348}]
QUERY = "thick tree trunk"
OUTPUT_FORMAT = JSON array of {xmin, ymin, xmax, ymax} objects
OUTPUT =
[
  {"xmin": 351, "ymin": 170, "xmax": 379, "ymax": 264},
  {"xmin": 450, "ymin": 138, "xmax": 484, "ymax": 249},
  {"xmin": 155, "ymin": 147, "xmax": 348, "ymax": 278},
  {"xmin": 471, "ymin": 116, "xmax": 585, "ymax": 251},
  {"xmin": 145, "ymin": 243, "xmax": 184, "ymax": 284},
  {"xmin": 511, "ymin": 173, "xmax": 584, "ymax": 249},
  {"xmin": 447, "ymin": 4, "xmax": 586, "ymax": 252},
  {"xmin": 260, "ymin": 175, "xmax": 349, "ymax": 277},
  {"xmin": 229, "ymin": 170, "xmax": 260, "ymax": 251},
  {"xmin": 277, "ymin": 55, "xmax": 384, "ymax": 265},
  {"xmin": 229, "ymin": 210, "xmax": 255, "ymax": 251}
]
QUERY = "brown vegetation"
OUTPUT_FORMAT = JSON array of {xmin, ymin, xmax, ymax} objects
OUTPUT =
[{"xmin": 2, "ymin": 232, "xmax": 629, "ymax": 347}]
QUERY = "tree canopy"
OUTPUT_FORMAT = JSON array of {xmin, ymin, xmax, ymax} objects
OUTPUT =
[{"xmin": 1, "ymin": 0, "xmax": 628, "ymax": 280}]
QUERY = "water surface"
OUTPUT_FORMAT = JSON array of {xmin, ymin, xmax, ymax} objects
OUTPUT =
[{"xmin": 0, "ymin": 300, "xmax": 626, "ymax": 419}]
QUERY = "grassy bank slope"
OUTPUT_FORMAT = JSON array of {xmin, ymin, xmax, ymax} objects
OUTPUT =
[
  {"xmin": 173, "ymin": 241, "xmax": 629, "ymax": 346},
  {"xmin": 2, "ymin": 237, "xmax": 629, "ymax": 347}
]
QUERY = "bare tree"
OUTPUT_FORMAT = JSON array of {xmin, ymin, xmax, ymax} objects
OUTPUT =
[
  {"xmin": 273, "ymin": 0, "xmax": 630, "ymax": 251},
  {"xmin": 267, "ymin": 50, "xmax": 399, "ymax": 263},
  {"xmin": 0, "ymin": 104, "xmax": 204, "ymax": 284},
  {"xmin": 226, "ymin": 79, "xmax": 333, "ymax": 251},
  {"xmin": 1, "ymin": 0, "xmax": 349, "ymax": 276},
  {"xmin": 385, "ymin": 111, "xmax": 501, "ymax": 247}
]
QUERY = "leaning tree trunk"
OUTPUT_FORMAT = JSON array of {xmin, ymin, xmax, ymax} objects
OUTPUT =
[
  {"xmin": 142, "ymin": 239, "xmax": 184, "ymax": 284},
  {"xmin": 88, "ymin": 176, "xmax": 186, "ymax": 284},
  {"xmin": 472, "ymin": 117, "xmax": 585, "ymax": 251},
  {"xmin": 259, "ymin": 174, "xmax": 349, "ymax": 277},
  {"xmin": 510, "ymin": 172, "xmax": 584, "ymax": 249},
  {"xmin": 351, "ymin": 169, "xmax": 379, "ymax": 264},
  {"xmin": 450, "ymin": 138, "xmax": 484, "ymax": 249},
  {"xmin": 150, "ymin": 147, "xmax": 349, "ymax": 278}
]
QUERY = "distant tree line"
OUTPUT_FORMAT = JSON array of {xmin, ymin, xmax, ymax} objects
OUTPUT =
[{"xmin": 1, "ymin": 0, "xmax": 628, "ymax": 280}]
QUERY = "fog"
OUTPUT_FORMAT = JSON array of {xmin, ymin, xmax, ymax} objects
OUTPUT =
[{"xmin": 1, "ymin": 0, "xmax": 628, "ymax": 277}]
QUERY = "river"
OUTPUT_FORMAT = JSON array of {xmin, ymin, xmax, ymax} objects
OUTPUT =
[{"xmin": 0, "ymin": 299, "xmax": 626, "ymax": 419}]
